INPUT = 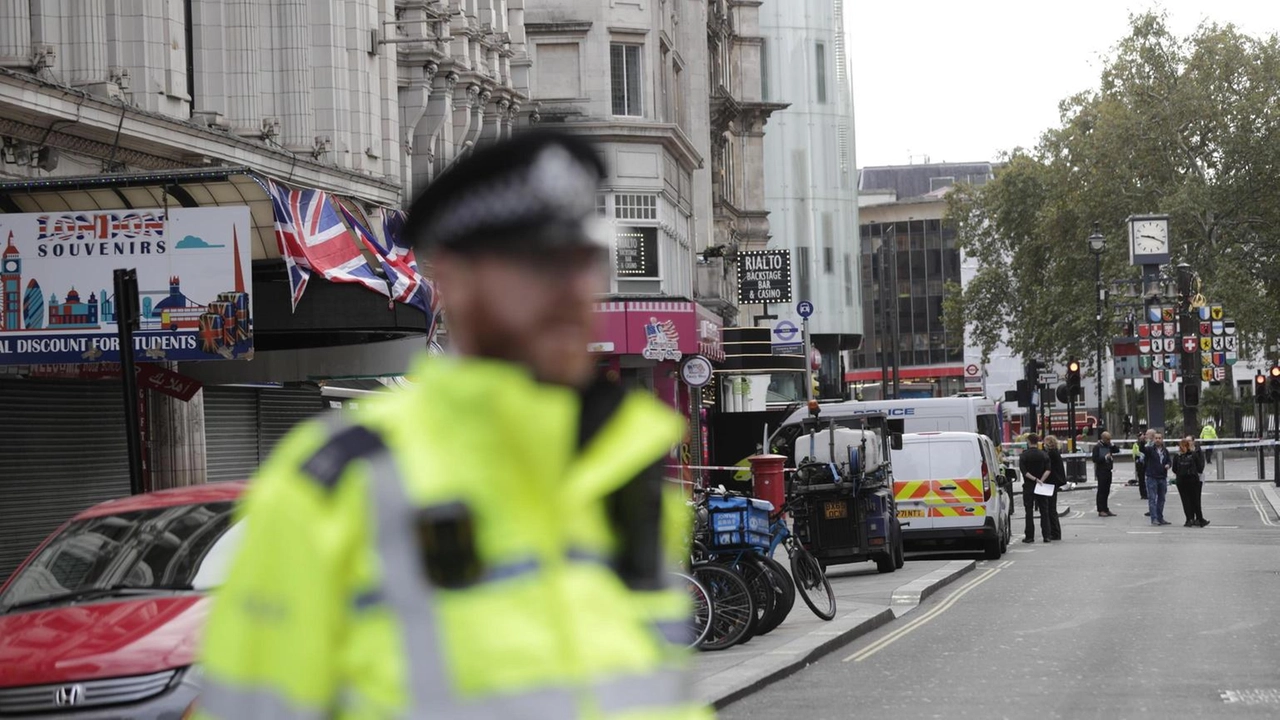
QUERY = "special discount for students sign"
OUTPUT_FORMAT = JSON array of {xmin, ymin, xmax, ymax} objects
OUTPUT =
[{"xmin": 0, "ymin": 206, "xmax": 254, "ymax": 365}]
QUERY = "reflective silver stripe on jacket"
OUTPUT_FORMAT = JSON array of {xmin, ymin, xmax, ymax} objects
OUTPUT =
[
  {"xmin": 347, "ymin": 419, "xmax": 696, "ymax": 718},
  {"xmin": 365, "ymin": 450, "xmax": 580, "ymax": 719},
  {"xmin": 594, "ymin": 669, "xmax": 693, "ymax": 715},
  {"xmin": 199, "ymin": 676, "xmax": 327, "ymax": 720}
]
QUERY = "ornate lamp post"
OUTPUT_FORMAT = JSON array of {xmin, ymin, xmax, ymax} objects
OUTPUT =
[{"xmin": 1087, "ymin": 223, "xmax": 1106, "ymax": 433}]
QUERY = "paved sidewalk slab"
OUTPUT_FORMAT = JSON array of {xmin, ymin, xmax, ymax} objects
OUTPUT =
[{"xmin": 693, "ymin": 558, "xmax": 975, "ymax": 708}]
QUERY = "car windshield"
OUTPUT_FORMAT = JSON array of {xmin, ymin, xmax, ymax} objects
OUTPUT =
[{"xmin": 0, "ymin": 501, "xmax": 242, "ymax": 611}]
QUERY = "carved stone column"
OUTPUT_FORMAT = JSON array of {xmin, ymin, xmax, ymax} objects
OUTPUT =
[
  {"xmin": 224, "ymin": 0, "xmax": 261, "ymax": 135},
  {"xmin": 0, "ymin": 0, "xmax": 30, "ymax": 66},
  {"xmin": 277, "ymin": 0, "xmax": 315, "ymax": 150},
  {"xmin": 67, "ymin": 0, "xmax": 108, "ymax": 86},
  {"xmin": 149, "ymin": 388, "xmax": 208, "ymax": 489}
]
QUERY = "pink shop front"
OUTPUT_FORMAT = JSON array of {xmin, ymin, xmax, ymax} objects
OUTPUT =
[{"xmin": 591, "ymin": 300, "xmax": 724, "ymax": 468}]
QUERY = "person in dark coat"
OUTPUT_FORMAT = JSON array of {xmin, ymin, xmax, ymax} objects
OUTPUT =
[
  {"xmin": 1092, "ymin": 431, "xmax": 1117, "ymax": 517},
  {"xmin": 1142, "ymin": 431, "xmax": 1173, "ymax": 525},
  {"xmin": 1131, "ymin": 426, "xmax": 1148, "ymax": 501},
  {"xmin": 1174, "ymin": 436, "xmax": 1209, "ymax": 527},
  {"xmin": 1018, "ymin": 434, "xmax": 1054, "ymax": 543},
  {"xmin": 1043, "ymin": 435, "xmax": 1067, "ymax": 540}
]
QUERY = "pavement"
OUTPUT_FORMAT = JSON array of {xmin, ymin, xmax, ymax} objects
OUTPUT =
[
  {"xmin": 692, "ymin": 556, "xmax": 975, "ymax": 708},
  {"xmin": 694, "ymin": 479, "xmax": 1280, "ymax": 711}
]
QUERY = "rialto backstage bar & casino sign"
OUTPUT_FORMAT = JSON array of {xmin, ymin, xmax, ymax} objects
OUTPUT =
[
  {"xmin": 736, "ymin": 249, "xmax": 792, "ymax": 305},
  {"xmin": 0, "ymin": 207, "xmax": 254, "ymax": 364}
]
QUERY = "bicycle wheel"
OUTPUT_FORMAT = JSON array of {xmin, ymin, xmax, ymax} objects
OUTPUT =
[
  {"xmin": 722, "ymin": 557, "xmax": 776, "ymax": 639},
  {"xmin": 789, "ymin": 544, "xmax": 837, "ymax": 621},
  {"xmin": 692, "ymin": 564, "xmax": 756, "ymax": 651},
  {"xmin": 675, "ymin": 572, "xmax": 713, "ymax": 649},
  {"xmin": 754, "ymin": 555, "xmax": 796, "ymax": 635}
]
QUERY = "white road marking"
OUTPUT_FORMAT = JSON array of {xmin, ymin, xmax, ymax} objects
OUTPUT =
[
  {"xmin": 1247, "ymin": 485, "xmax": 1279, "ymax": 527},
  {"xmin": 1127, "ymin": 531, "xmax": 1163, "ymax": 534}
]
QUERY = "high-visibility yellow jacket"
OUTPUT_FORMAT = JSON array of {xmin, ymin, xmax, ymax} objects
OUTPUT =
[
  {"xmin": 1200, "ymin": 424, "xmax": 1218, "ymax": 441},
  {"xmin": 196, "ymin": 357, "xmax": 711, "ymax": 720}
]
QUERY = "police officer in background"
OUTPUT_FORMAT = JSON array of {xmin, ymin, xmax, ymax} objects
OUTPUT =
[
  {"xmin": 196, "ymin": 131, "xmax": 709, "ymax": 720},
  {"xmin": 1019, "ymin": 434, "xmax": 1054, "ymax": 543},
  {"xmin": 1092, "ymin": 431, "xmax": 1117, "ymax": 517}
]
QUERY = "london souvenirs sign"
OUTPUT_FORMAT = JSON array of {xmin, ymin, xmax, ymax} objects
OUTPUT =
[{"xmin": 0, "ymin": 207, "xmax": 254, "ymax": 365}]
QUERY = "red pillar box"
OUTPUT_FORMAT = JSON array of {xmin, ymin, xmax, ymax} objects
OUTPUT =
[{"xmin": 748, "ymin": 454, "xmax": 788, "ymax": 515}]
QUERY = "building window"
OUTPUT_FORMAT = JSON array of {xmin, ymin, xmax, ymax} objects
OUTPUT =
[
  {"xmin": 815, "ymin": 42, "xmax": 827, "ymax": 104},
  {"xmin": 822, "ymin": 213, "xmax": 834, "ymax": 274},
  {"xmin": 596, "ymin": 193, "xmax": 609, "ymax": 217},
  {"xmin": 760, "ymin": 39, "xmax": 769, "ymax": 101},
  {"xmin": 535, "ymin": 42, "xmax": 582, "ymax": 99},
  {"xmin": 660, "ymin": 45, "xmax": 670, "ymax": 122},
  {"xmin": 610, "ymin": 43, "xmax": 643, "ymax": 116},
  {"xmin": 797, "ymin": 246, "xmax": 811, "ymax": 301},
  {"xmin": 615, "ymin": 194, "xmax": 658, "ymax": 221},
  {"xmin": 844, "ymin": 254, "xmax": 855, "ymax": 307},
  {"xmin": 929, "ymin": 176, "xmax": 955, "ymax": 193},
  {"xmin": 674, "ymin": 63, "xmax": 686, "ymax": 130}
]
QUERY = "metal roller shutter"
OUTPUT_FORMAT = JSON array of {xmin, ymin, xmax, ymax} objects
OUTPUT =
[
  {"xmin": 0, "ymin": 379, "xmax": 132, "ymax": 583},
  {"xmin": 202, "ymin": 387, "xmax": 261, "ymax": 483},
  {"xmin": 259, "ymin": 387, "xmax": 325, "ymax": 458}
]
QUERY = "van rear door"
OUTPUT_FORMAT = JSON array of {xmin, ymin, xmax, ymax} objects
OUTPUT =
[
  {"xmin": 891, "ymin": 441, "xmax": 935, "ymax": 530},
  {"xmin": 923, "ymin": 438, "xmax": 987, "ymax": 531}
]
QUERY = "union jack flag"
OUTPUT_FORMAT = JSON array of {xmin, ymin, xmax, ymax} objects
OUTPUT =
[
  {"xmin": 338, "ymin": 203, "xmax": 439, "ymax": 337},
  {"xmin": 260, "ymin": 178, "xmax": 389, "ymax": 310}
]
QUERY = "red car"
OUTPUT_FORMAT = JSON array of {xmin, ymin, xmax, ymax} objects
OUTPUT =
[{"xmin": 0, "ymin": 482, "xmax": 246, "ymax": 719}]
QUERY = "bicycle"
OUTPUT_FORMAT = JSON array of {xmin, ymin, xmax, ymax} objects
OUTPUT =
[{"xmin": 764, "ymin": 501, "xmax": 836, "ymax": 621}]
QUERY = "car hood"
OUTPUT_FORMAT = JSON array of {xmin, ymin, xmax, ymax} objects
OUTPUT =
[{"xmin": 0, "ymin": 595, "xmax": 206, "ymax": 687}]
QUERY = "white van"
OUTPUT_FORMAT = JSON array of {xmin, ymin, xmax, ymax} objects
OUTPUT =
[
  {"xmin": 770, "ymin": 397, "xmax": 1010, "ymax": 470},
  {"xmin": 890, "ymin": 431, "xmax": 1012, "ymax": 559}
]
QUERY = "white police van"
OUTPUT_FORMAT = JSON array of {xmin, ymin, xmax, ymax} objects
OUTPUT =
[
  {"xmin": 771, "ymin": 397, "xmax": 1006, "ymax": 460},
  {"xmin": 768, "ymin": 397, "xmax": 1016, "ymax": 521}
]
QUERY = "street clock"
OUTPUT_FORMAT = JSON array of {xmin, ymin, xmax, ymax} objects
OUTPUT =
[{"xmin": 1127, "ymin": 214, "xmax": 1171, "ymax": 266}]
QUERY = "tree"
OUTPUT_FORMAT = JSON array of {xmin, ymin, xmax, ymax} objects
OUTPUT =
[{"xmin": 947, "ymin": 12, "xmax": 1280, "ymax": 366}]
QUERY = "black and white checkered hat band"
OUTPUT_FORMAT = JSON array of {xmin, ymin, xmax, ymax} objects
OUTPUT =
[{"xmin": 421, "ymin": 145, "xmax": 601, "ymax": 249}]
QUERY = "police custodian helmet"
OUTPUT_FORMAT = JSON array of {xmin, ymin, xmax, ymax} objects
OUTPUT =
[{"xmin": 404, "ymin": 130, "xmax": 611, "ymax": 256}]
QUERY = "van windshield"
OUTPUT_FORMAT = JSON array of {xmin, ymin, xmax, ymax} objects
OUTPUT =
[
  {"xmin": 977, "ymin": 413, "xmax": 1000, "ymax": 446},
  {"xmin": 893, "ymin": 439, "xmax": 982, "ymax": 481}
]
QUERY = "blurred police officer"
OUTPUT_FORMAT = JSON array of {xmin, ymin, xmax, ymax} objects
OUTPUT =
[{"xmin": 196, "ymin": 131, "xmax": 709, "ymax": 720}]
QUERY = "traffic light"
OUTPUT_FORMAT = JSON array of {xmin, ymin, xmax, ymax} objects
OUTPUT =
[
  {"xmin": 1016, "ymin": 379, "xmax": 1033, "ymax": 406},
  {"xmin": 1181, "ymin": 382, "xmax": 1200, "ymax": 408},
  {"xmin": 1256, "ymin": 372, "xmax": 1270, "ymax": 404},
  {"xmin": 1056, "ymin": 383, "xmax": 1070, "ymax": 405},
  {"xmin": 1065, "ymin": 359, "xmax": 1082, "ymax": 401},
  {"xmin": 1269, "ymin": 366, "xmax": 1280, "ymax": 402}
]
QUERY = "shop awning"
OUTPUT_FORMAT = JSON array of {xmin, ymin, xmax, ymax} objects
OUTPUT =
[
  {"xmin": 590, "ymin": 299, "xmax": 724, "ymax": 362},
  {"xmin": 0, "ymin": 168, "xmax": 282, "ymax": 260}
]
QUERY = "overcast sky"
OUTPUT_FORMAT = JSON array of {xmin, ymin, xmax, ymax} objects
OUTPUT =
[{"xmin": 846, "ymin": 0, "xmax": 1280, "ymax": 168}]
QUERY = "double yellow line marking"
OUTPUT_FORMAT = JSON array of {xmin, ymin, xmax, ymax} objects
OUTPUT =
[
  {"xmin": 1247, "ymin": 485, "xmax": 1279, "ymax": 527},
  {"xmin": 842, "ymin": 564, "xmax": 1005, "ymax": 663}
]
